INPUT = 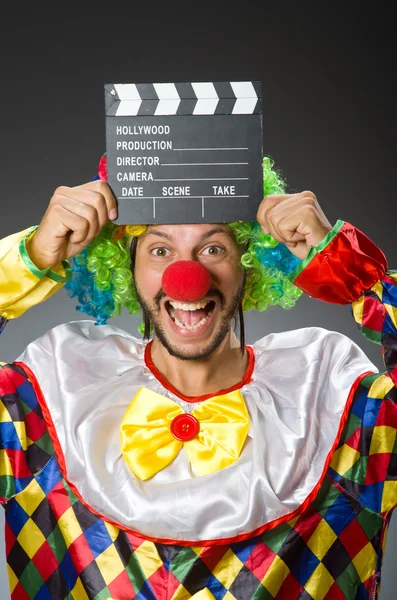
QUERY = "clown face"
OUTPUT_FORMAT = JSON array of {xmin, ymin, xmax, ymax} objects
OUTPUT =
[{"xmin": 134, "ymin": 223, "xmax": 245, "ymax": 360}]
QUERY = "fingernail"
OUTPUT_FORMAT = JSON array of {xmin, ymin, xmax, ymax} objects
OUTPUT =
[
  {"xmin": 261, "ymin": 226, "xmax": 269, "ymax": 234},
  {"xmin": 109, "ymin": 208, "xmax": 117, "ymax": 220}
]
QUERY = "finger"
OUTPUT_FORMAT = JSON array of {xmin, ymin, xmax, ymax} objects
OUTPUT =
[
  {"xmin": 265, "ymin": 196, "xmax": 306, "ymax": 241},
  {"xmin": 257, "ymin": 194, "xmax": 293, "ymax": 232},
  {"xmin": 275, "ymin": 204, "xmax": 329, "ymax": 249},
  {"xmin": 50, "ymin": 196, "xmax": 100, "ymax": 242},
  {"xmin": 47, "ymin": 203, "xmax": 92, "ymax": 245},
  {"xmin": 276, "ymin": 208, "xmax": 312, "ymax": 244},
  {"xmin": 62, "ymin": 186, "xmax": 109, "ymax": 230},
  {"xmin": 80, "ymin": 180, "xmax": 118, "ymax": 220},
  {"xmin": 52, "ymin": 185, "xmax": 110, "ymax": 229},
  {"xmin": 263, "ymin": 192, "xmax": 318, "ymax": 241}
]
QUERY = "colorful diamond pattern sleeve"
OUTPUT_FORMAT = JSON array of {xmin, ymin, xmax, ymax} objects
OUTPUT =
[
  {"xmin": 329, "ymin": 371, "xmax": 397, "ymax": 516},
  {"xmin": 0, "ymin": 227, "xmax": 71, "ymax": 329},
  {"xmin": 0, "ymin": 363, "xmax": 54, "ymax": 503},
  {"xmin": 352, "ymin": 272, "xmax": 397, "ymax": 388},
  {"xmin": 291, "ymin": 220, "xmax": 397, "ymax": 517}
]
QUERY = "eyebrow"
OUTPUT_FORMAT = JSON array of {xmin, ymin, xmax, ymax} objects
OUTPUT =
[{"xmin": 144, "ymin": 227, "xmax": 234, "ymax": 242}]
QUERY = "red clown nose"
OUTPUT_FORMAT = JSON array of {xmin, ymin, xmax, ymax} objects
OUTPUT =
[{"xmin": 162, "ymin": 261, "xmax": 211, "ymax": 302}]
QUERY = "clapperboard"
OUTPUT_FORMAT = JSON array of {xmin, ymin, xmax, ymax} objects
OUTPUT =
[{"xmin": 105, "ymin": 81, "xmax": 263, "ymax": 224}]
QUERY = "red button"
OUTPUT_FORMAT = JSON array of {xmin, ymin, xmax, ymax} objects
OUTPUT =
[{"xmin": 170, "ymin": 414, "xmax": 200, "ymax": 441}]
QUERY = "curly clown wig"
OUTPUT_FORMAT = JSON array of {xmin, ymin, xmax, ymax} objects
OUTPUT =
[{"xmin": 65, "ymin": 155, "xmax": 303, "ymax": 332}]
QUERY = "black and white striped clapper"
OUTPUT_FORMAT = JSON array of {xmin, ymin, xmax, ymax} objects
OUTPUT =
[{"xmin": 104, "ymin": 81, "xmax": 263, "ymax": 224}]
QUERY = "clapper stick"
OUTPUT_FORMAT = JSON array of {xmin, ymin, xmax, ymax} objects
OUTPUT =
[{"xmin": 105, "ymin": 81, "xmax": 263, "ymax": 225}]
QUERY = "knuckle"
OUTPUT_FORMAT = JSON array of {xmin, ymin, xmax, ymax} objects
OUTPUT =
[
  {"xmin": 50, "ymin": 202, "xmax": 64, "ymax": 214},
  {"xmin": 86, "ymin": 228, "xmax": 99, "ymax": 242},
  {"xmin": 305, "ymin": 205, "xmax": 318, "ymax": 216},
  {"xmin": 91, "ymin": 191, "xmax": 107, "ymax": 210},
  {"xmin": 267, "ymin": 206, "xmax": 279, "ymax": 222},
  {"xmin": 259, "ymin": 197, "xmax": 270, "ymax": 213},
  {"xmin": 79, "ymin": 220, "xmax": 90, "ymax": 236},
  {"xmin": 303, "ymin": 190, "xmax": 316, "ymax": 202},
  {"xmin": 53, "ymin": 185, "xmax": 70, "ymax": 196},
  {"xmin": 80, "ymin": 202, "xmax": 97, "ymax": 218},
  {"xmin": 88, "ymin": 203, "xmax": 99, "ymax": 217},
  {"xmin": 92, "ymin": 179, "xmax": 109, "ymax": 194},
  {"xmin": 261, "ymin": 197, "xmax": 274, "ymax": 209}
]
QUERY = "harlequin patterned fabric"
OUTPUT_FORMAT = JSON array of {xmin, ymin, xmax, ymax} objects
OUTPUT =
[
  {"xmin": 1, "ymin": 221, "xmax": 397, "ymax": 599},
  {"xmin": 0, "ymin": 365, "xmax": 396, "ymax": 599}
]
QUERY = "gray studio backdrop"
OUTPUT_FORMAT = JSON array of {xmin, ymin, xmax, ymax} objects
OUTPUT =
[{"xmin": 1, "ymin": 6, "xmax": 396, "ymax": 599}]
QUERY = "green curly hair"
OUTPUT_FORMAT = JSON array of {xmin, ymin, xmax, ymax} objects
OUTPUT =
[{"xmin": 65, "ymin": 157, "xmax": 302, "ymax": 326}]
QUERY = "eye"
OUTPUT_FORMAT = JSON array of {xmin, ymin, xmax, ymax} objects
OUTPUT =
[
  {"xmin": 201, "ymin": 245, "xmax": 224, "ymax": 256},
  {"xmin": 150, "ymin": 247, "xmax": 171, "ymax": 257}
]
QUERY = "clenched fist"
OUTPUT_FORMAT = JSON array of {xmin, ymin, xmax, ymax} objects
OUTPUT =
[
  {"xmin": 26, "ymin": 181, "xmax": 118, "ymax": 270},
  {"xmin": 257, "ymin": 191, "xmax": 333, "ymax": 260}
]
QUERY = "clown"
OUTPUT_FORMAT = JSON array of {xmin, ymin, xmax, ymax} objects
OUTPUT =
[{"xmin": 0, "ymin": 156, "xmax": 396, "ymax": 600}]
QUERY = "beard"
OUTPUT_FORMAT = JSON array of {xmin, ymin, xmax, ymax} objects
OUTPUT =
[{"xmin": 135, "ymin": 283, "xmax": 245, "ymax": 361}]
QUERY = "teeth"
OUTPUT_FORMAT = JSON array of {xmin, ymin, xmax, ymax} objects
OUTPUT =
[
  {"xmin": 174, "ymin": 313, "xmax": 211, "ymax": 330},
  {"xmin": 169, "ymin": 300, "xmax": 209, "ymax": 311},
  {"xmin": 168, "ymin": 305, "xmax": 214, "ymax": 330}
]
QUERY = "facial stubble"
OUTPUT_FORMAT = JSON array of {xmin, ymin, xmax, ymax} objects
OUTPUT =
[{"xmin": 135, "ymin": 284, "xmax": 245, "ymax": 361}]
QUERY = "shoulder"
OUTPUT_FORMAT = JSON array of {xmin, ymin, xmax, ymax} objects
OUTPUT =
[
  {"xmin": 17, "ymin": 320, "xmax": 146, "ymax": 371},
  {"xmin": 22, "ymin": 319, "xmax": 143, "ymax": 346},
  {"xmin": 252, "ymin": 326, "xmax": 377, "ymax": 379},
  {"xmin": 253, "ymin": 325, "xmax": 363, "ymax": 352}
]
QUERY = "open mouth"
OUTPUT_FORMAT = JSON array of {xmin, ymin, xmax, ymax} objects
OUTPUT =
[{"xmin": 166, "ymin": 300, "xmax": 216, "ymax": 331}]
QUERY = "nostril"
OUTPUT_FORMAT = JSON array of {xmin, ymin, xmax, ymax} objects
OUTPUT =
[{"xmin": 162, "ymin": 261, "xmax": 211, "ymax": 302}]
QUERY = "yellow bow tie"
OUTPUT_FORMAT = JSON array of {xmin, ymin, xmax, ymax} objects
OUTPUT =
[{"xmin": 120, "ymin": 386, "xmax": 250, "ymax": 481}]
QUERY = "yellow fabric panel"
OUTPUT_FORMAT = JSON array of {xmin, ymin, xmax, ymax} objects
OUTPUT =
[
  {"xmin": 16, "ymin": 478, "xmax": 46, "ymax": 516},
  {"xmin": 133, "ymin": 539, "xmax": 163, "ymax": 579},
  {"xmin": 368, "ymin": 374, "xmax": 395, "ymax": 400},
  {"xmin": 211, "ymin": 548, "xmax": 244, "ymax": 588},
  {"xmin": 352, "ymin": 542, "xmax": 378, "ymax": 583},
  {"xmin": 369, "ymin": 426, "xmax": 397, "ymax": 456},
  {"xmin": 95, "ymin": 544, "xmax": 125, "ymax": 585},
  {"xmin": 304, "ymin": 563, "xmax": 334, "ymax": 600},
  {"xmin": 330, "ymin": 444, "xmax": 360, "ymax": 476},
  {"xmin": 381, "ymin": 481, "xmax": 397, "ymax": 514},
  {"xmin": 6, "ymin": 564, "xmax": 18, "ymax": 594},
  {"xmin": 306, "ymin": 518, "xmax": 337, "ymax": 560},
  {"xmin": 0, "ymin": 228, "xmax": 67, "ymax": 319},
  {"xmin": 17, "ymin": 518, "xmax": 47, "ymax": 559},
  {"xmin": 71, "ymin": 578, "xmax": 90, "ymax": 600},
  {"xmin": 0, "ymin": 450, "xmax": 13, "ymax": 477},
  {"xmin": 261, "ymin": 555, "xmax": 289, "ymax": 596}
]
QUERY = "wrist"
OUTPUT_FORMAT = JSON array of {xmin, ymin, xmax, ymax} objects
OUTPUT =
[
  {"xmin": 25, "ymin": 232, "xmax": 57, "ymax": 271},
  {"xmin": 20, "ymin": 228, "xmax": 71, "ymax": 283}
]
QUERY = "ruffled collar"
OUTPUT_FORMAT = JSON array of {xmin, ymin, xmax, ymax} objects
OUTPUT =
[{"xmin": 18, "ymin": 320, "xmax": 376, "ymax": 544}]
